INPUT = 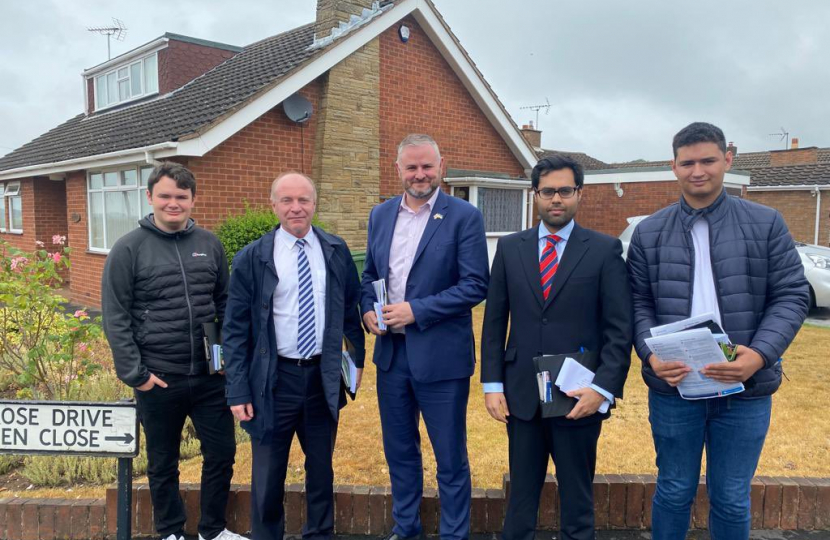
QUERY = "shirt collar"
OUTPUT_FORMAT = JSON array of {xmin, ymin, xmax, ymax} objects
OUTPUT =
[
  {"xmin": 538, "ymin": 218, "xmax": 574, "ymax": 242},
  {"xmin": 399, "ymin": 187, "xmax": 440, "ymax": 215},
  {"xmin": 277, "ymin": 226, "xmax": 316, "ymax": 249}
]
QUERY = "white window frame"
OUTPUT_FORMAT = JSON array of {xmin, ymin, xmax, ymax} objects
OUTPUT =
[
  {"xmin": 446, "ymin": 177, "xmax": 531, "ymax": 236},
  {"xmin": 1, "ymin": 181, "xmax": 23, "ymax": 234},
  {"xmin": 93, "ymin": 52, "xmax": 159, "ymax": 111},
  {"xmin": 0, "ymin": 183, "xmax": 5, "ymax": 232},
  {"xmin": 87, "ymin": 165, "xmax": 154, "ymax": 253}
]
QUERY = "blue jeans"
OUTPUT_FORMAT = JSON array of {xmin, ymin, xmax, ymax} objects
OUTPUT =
[{"xmin": 648, "ymin": 390, "xmax": 771, "ymax": 540}]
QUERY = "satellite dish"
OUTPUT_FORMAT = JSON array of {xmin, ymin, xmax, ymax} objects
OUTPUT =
[{"xmin": 283, "ymin": 94, "xmax": 313, "ymax": 123}]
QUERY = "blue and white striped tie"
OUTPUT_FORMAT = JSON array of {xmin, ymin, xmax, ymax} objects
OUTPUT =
[{"xmin": 296, "ymin": 239, "xmax": 316, "ymax": 358}]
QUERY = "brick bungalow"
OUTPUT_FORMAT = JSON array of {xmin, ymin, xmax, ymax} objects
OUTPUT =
[{"xmin": 0, "ymin": 0, "xmax": 538, "ymax": 307}]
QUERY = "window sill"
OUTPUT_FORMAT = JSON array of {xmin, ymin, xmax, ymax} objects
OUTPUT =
[
  {"xmin": 1, "ymin": 230, "xmax": 23, "ymax": 235},
  {"xmin": 86, "ymin": 248, "xmax": 110, "ymax": 256}
]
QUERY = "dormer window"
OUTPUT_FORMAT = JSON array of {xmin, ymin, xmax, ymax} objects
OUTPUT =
[{"xmin": 94, "ymin": 53, "xmax": 159, "ymax": 110}]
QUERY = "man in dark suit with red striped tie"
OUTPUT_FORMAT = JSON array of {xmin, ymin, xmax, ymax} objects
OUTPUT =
[{"xmin": 480, "ymin": 155, "xmax": 633, "ymax": 540}]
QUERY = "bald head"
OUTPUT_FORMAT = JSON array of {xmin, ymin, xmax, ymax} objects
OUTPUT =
[
  {"xmin": 270, "ymin": 171, "xmax": 317, "ymax": 203},
  {"xmin": 270, "ymin": 171, "xmax": 317, "ymax": 238}
]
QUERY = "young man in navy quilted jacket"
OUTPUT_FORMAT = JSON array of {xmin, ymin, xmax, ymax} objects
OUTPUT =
[{"xmin": 627, "ymin": 122, "xmax": 809, "ymax": 540}]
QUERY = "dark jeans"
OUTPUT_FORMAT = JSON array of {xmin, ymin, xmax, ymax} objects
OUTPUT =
[
  {"xmin": 134, "ymin": 373, "xmax": 236, "ymax": 540},
  {"xmin": 250, "ymin": 361, "xmax": 338, "ymax": 540},
  {"xmin": 649, "ymin": 390, "xmax": 772, "ymax": 540}
]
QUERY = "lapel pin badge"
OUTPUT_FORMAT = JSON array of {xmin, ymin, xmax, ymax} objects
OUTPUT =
[{"xmin": 434, "ymin": 213, "xmax": 444, "ymax": 220}]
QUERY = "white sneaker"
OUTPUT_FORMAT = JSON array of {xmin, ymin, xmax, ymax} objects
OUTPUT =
[
  {"xmin": 199, "ymin": 529, "xmax": 248, "ymax": 540},
  {"xmin": 161, "ymin": 535, "xmax": 184, "ymax": 540}
]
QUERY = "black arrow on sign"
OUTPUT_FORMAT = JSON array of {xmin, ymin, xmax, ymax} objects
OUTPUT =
[{"xmin": 105, "ymin": 433, "xmax": 135, "ymax": 444}]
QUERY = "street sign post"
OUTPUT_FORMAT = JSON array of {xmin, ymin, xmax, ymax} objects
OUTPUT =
[{"xmin": 0, "ymin": 399, "xmax": 139, "ymax": 540}]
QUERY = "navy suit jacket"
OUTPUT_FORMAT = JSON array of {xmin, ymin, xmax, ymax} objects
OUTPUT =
[
  {"xmin": 360, "ymin": 190, "xmax": 490, "ymax": 383},
  {"xmin": 223, "ymin": 225, "xmax": 365, "ymax": 442}
]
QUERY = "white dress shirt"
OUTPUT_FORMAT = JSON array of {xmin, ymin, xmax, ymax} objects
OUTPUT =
[
  {"xmin": 272, "ymin": 227, "xmax": 326, "ymax": 357},
  {"xmin": 386, "ymin": 187, "xmax": 441, "ymax": 333},
  {"xmin": 483, "ymin": 220, "xmax": 614, "ymax": 407},
  {"xmin": 690, "ymin": 217, "xmax": 722, "ymax": 326}
]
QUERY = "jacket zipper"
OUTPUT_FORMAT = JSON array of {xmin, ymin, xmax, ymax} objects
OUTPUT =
[{"xmin": 174, "ymin": 237, "xmax": 196, "ymax": 375}]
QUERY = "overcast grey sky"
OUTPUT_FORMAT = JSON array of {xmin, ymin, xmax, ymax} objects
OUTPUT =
[{"xmin": 2, "ymin": 0, "xmax": 828, "ymax": 164}]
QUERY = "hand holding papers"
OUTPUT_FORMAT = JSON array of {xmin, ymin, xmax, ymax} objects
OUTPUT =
[
  {"xmin": 645, "ymin": 314, "xmax": 744, "ymax": 400},
  {"xmin": 372, "ymin": 279, "xmax": 388, "ymax": 331},
  {"xmin": 555, "ymin": 358, "xmax": 610, "ymax": 414}
]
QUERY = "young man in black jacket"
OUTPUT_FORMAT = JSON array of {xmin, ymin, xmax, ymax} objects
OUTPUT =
[{"xmin": 102, "ymin": 162, "xmax": 243, "ymax": 540}]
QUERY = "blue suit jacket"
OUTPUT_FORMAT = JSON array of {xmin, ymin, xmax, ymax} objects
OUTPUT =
[
  {"xmin": 360, "ymin": 190, "xmax": 489, "ymax": 383},
  {"xmin": 223, "ymin": 225, "xmax": 365, "ymax": 442}
]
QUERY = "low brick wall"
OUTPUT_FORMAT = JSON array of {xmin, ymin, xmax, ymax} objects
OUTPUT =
[{"xmin": 0, "ymin": 475, "xmax": 828, "ymax": 539}]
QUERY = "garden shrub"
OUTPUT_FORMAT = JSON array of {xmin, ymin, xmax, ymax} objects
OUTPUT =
[
  {"xmin": 0, "ymin": 238, "xmax": 103, "ymax": 400},
  {"xmin": 214, "ymin": 203, "xmax": 325, "ymax": 265}
]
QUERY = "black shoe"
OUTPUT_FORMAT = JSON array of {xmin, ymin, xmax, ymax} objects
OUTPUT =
[{"xmin": 383, "ymin": 533, "xmax": 420, "ymax": 540}]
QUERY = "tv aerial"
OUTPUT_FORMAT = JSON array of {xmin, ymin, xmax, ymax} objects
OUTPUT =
[
  {"xmin": 87, "ymin": 18, "xmax": 128, "ymax": 60},
  {"xmin": 767, "ymin": 127, "xmax": 789, "ymax": 150},
  {"xmin": 520, "ymin": 98, "xmax": 550, "ymax": 128}
]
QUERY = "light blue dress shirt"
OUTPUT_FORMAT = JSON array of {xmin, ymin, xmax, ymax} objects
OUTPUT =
[{"xmin": 483, "ymin": 220, "xmax": 614, "ymax": 406}]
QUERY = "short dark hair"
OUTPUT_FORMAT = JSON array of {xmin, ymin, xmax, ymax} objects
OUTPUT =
[
  {"xmin": 147, "ymin": 162, "xmax": 197, "ymax": 196},
  {"xmin": 531, "ymin": 155, "xmax": 584, "ymax": 190},
  {"xmin": 672, "ymin": 122, "xmax": 727, "ymax": 157}
]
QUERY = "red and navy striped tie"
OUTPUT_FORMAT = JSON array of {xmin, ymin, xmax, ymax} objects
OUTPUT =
[{"xmin": 540, "ymin": 234, "xmax": 562, "ymax": 300}]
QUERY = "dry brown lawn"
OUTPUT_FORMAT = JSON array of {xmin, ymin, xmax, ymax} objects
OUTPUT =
[{"xmin": 16, "ymin": 308, "xmax": 830, "ymax": 499}]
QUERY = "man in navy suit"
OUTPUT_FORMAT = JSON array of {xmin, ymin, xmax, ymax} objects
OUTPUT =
[
  {"xmin": 361, "ymin": 134, "xmax": 490, "ymax": 540},
  {"xmin": 223, "ymin": 172, "xmax": 365, "ymax": 540}
]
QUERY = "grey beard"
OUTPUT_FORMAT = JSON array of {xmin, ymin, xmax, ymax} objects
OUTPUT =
[{"xmin": 406, "ymin": 185, "xmax": 436, "ymax": 200}]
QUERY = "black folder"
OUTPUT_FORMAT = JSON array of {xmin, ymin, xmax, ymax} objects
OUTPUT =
[{"xmin": 533, "ymin": 350, "xmax": 599, "ymax": 418}]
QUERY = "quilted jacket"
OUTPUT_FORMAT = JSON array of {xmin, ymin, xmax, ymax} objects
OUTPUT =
[{"xmin": 627, "ymin": 189, "xmax": 809, "ymax": 397}]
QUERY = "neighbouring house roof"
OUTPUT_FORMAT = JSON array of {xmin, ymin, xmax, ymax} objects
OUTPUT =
[
  {"xmin": 538, "ymin": 149, "xmax": 610, "ymax": 171},
  {"xmin": 0, "ymin": 0, "xmax": 537, "ymax": 180},
  {"xmin": 748, "ymin": 163, "xmax": 830, "ymax": 188},
  {"xmin": 0, "ymin": 23, "xmax": 318, "ymax": 173}
]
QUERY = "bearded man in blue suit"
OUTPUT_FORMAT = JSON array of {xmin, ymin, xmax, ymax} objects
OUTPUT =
[{"xmin": 361, "ymin": 134, "xmax": 490, "ymax": 540}]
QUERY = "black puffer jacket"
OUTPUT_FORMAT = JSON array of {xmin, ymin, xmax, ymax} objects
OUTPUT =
[
  {"xmin": 627, "ymin": 190, "xmax": 809, "ymax": 397},
  {"xmin": 102, "ymin": 216, "xmax": 229, "ymax": 387}
]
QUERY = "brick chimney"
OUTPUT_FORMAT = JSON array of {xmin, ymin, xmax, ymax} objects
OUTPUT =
[
  {"xmin": 312, "ymin": 0, "xmax": 380, "ymax": 249},
  {"xmin": 315, "ymin": 0, "xmax": 375, "ymax": 39},
  {"xmin": 520, "ymin": 122, "xmax": 542, "ymax": 149},
  {"xmin": 727, "ymin": 141, "xmax": 738, "ymax": 156},
  {"xmin": 791, "ymin": 137, "xmax": 800, "ymax": 150}
]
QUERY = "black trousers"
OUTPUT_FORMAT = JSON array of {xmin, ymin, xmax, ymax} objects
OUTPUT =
[
  {"xmin": 502, "ymin": 412, "xmax": 602, "ymax": 540},
  {"xmin": 134, "ymin": 372, "xmax": 236, "ymax": 539},
  {"xmin": 250, "ymin": 362, "xmax": 338, "ymax": 540}
]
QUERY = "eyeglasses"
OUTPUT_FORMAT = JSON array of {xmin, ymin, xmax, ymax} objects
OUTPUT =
[{"xmin": 534, "ymin": 186, "xmax": 580, "ymax": 200}]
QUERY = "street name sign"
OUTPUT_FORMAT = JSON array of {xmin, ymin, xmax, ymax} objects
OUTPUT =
[{"xmin": 0, "ymin": 400, "xmax": 138, "ymax": 457}]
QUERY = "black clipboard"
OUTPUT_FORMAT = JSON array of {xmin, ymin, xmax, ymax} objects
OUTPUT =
[{"xmin": 533, "ymin": 350, "xmax": 599, "ymax": 418}]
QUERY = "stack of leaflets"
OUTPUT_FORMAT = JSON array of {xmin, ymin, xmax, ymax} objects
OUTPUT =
[{"xmin": 644, "ymin": 313, "xmax": 743, "ymax": 400}]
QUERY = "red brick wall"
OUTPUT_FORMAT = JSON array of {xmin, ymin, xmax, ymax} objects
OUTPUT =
[
  {"xmin": 86, "ymin": 78, "xmax": 95, "ymax": 114},
  {"xmin": 746, "ymin": 190, "xmax": 830, "ymax": 246},
  {"xmin": 769, "ymin": 147, "xmax": 818, "ymax": 167},
  {"xmin": 378, "ymin": 17, "xmax": 525, "ymax": 198},
  {"xmin": 577, "ymin": 181, "xmax": 680, "ymax": 237},
  {"xmin": 66, "ymin": 171, "xmax": 107, "ymax": 306},
  {"xmin": 158, "ymin": 40, "xmax": 238, "ymax": 95},
  {"xmin": 187, "ymin": 81, "xmax": 320, "ymax": 231}
]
